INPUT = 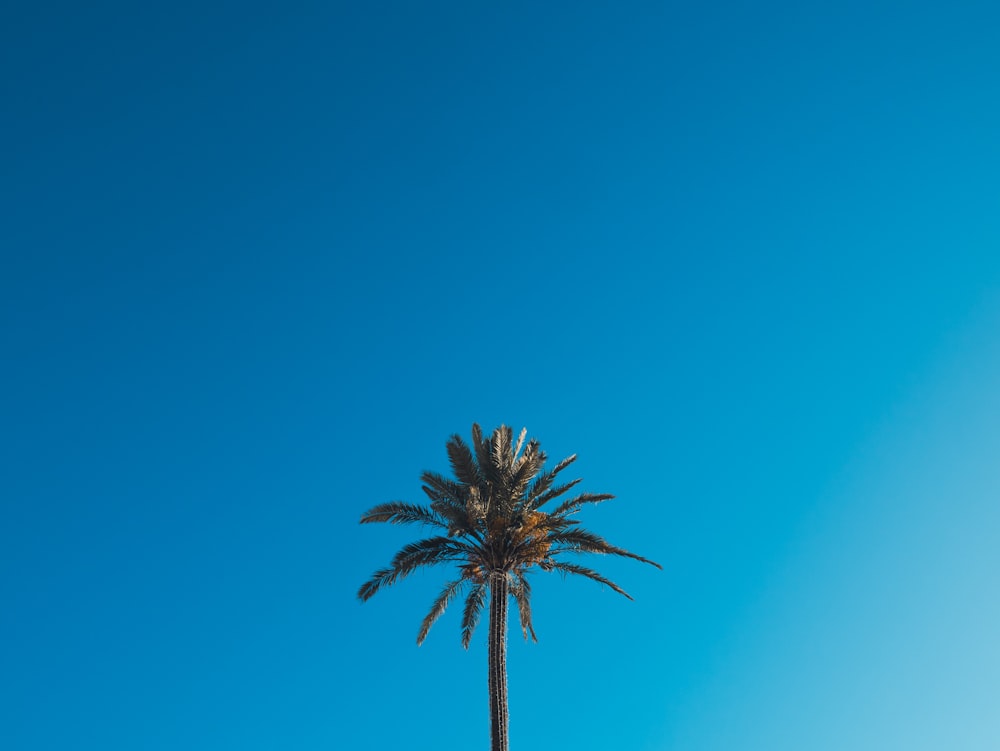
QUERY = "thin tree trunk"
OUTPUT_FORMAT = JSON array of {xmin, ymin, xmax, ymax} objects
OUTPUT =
[{"xmin": 488, "ymin": 575, "xmax": 509, "ymax": 751}]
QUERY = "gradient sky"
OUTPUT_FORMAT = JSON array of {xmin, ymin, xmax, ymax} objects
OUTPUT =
[{"xmin": 3, "ymin": 2, "xmax": 999, "ymax": 750}]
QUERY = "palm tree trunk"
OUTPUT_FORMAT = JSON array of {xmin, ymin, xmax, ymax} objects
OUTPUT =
[{"xmin": 488, "ymin": 575, "xmax": 509, "ymax": 751}]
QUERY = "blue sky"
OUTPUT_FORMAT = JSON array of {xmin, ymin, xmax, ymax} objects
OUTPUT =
[{"xmin": 2, "ymin": 2, "xmax": 999, "ymax": 749}]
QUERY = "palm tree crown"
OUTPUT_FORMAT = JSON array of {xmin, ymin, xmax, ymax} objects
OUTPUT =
[
  {"xmin": 358, "ymin": 424, "xmax": 659, "ymax": 751},
  {"xmin": 358, "ymin": 423, "xmax": 660, "ymax": 644}
]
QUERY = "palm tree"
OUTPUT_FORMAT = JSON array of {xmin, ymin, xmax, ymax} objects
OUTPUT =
[{"xmin": 357, "ymin": 424, "xmax": 660, "ymax": 751}]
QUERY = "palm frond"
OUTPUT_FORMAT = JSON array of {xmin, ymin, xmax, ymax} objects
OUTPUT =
[
  {"xmin": 391, "ymin": 536, "xmax": 472, "ymax": 569},
  {"xmin": 508, "ymin": 573, "xmax": 538, "ymax": 642},
  {"xmin": 357, "ymin": 566, "xmax": 396, "ymax": 602},
  {"xmin": 470, "ymin": 423, "xmax": 492, "ymax": 480},
  {"xmin": 460, "ymin": 582, "xmax": 488, "ymax": 648},
  {"xmin": 359, "ymin": 502, "xmax": 449, "ymax": 530},
  {"xmin": 549, "ymin": 493, "xmax": 615, "ymax": 517},
  {"xmin": 526, "ymin": 454, "xmax": 578, "ymax": 506},
  {"xmin": 550, "ymin": 454, "xmax": 578, "ymax": 476},
  {"xmin": 427, "ymin": 499, "xmax": 481, "ymax": 539},
  {"xmin": 548, "ymin": 561, "xmax": 632, "ymax": 599},
  {"xmin": 511, "ymin": 440, "xmax": 544, "ymax": 500},
  {"xmin": 532, "ymin": 514, "xmax": 578, "ymax": 532},
  {"xmin": 531, "ymin": 478, "xmax": 582, "ymax": 509},
  {"xmin": 511, "ymin": 428, "xmax": 527, "ymax": 465},
  {"xmin": 357, "ymin": 536, "xmax": 473, "ymax": 602},
  {"xmin": 446, "ymin": 434, "xmax": 482, "ymax": 487},
  {"xmin": 420, "ymin": 471, "xmax": 465, "ymax": 504},
  {"xmin": 491, "ymin": 425, "xmax": 513, "ymax": 475},
  {"xmin": 548, "ymin": 528, "xmax": 662, "ymax": 568},
  {"xmin": 469, "ymin": 424, "xmax": 502, "ymax": 488},
  {"xmin": 417, "ymin": 578, "xmax": 466, "ymax": 645}
]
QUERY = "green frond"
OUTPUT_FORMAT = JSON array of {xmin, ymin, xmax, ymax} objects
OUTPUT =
[
  {"xmin": 421, "ymin": 475, "xmax": 476, "ymax": 535},
  {"xmin": 391, "ymin": 536, "xmax": 472, "ymax": 569},
  {"xmin": 549, "ymin": 492, "xmax": 615, "ymax": 517},
  {"xmin": 472, "ymin": 424, "xmax": 502, "ymax": 486},
  {"xmin": 357, "ymin": 536, "xmax": 474, "ymax": 602},
  {"xmin": 427, "ymin": 499, "xmax": 481, "ymax": 539},
  {"xmin": 550, "ymin": 454, "xmax": 578, "ymax": 476},
  {"xmin": 460, "ymin": 582, "xmax": 487, "ymax": 648},
  {"xmin": 420, "ymin": 471, "xmax": 465, "ymax": 504},
  {"xmin": 446, "ymin": 434, "xmax": 482, "ymax": 487},
  {"xmin": 548, "ymin": 528, "xmax": 662, "ymax": 569},
  {"xmin": 359, "ymin": 501, "xmax": 448, "ymax": 530},
  {"xmin": 528, "ymin": 513, "xmax": 578, "ymax": 534},
  {"xmin": 429, "ymin": 500, "xmax": 465, "ymax": 523},
  {"xmin": 525, "ymin": 474, "xmax": 554, "ymax": 507},
  {"xmin": 417, "ymin": 578, "xmax": 466, "ymax": 645},
  {"xmin": 511, "ymin": 440, "xmax": 544, "ymax": 500},
  {"xmin": 508, "ymin": 574, "xmax": 538, "ymax": 642},
  {"xmin": 548, "ymin": 561, "xmax": 632, "ymax": 599},
  {"xmin": 357, "ymin": 567, "xmax": 396, "ymax": 602},
  {"xmin": 526, "ymin": 454, "xmax": 578, "ymax": 506},
  {"xmin": 531, "ymin": 478, "xmax": 582, "ymax": 509}
]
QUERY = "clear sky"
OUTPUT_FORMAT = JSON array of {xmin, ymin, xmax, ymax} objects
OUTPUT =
[{"xmin": 2, "ymin": 1, "xmax": 999, "ymax": 749}]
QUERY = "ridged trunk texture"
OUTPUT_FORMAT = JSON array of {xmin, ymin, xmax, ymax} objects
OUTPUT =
[{"xmin": 488, "ymin": 576, "xmax": 509, "ymax": 751}]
